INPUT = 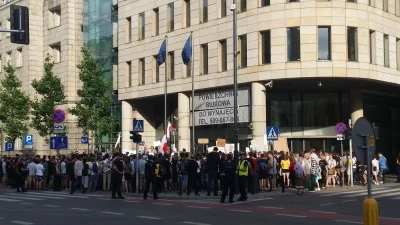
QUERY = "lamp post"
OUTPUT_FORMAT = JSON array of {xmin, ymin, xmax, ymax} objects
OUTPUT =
[{"xmin": 232, "ymin": 1, "xmax": 239, "ymax": 160}]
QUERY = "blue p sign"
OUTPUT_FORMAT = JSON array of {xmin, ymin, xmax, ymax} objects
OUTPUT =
[
  {"xmin": 24, "ymin": 134, "xmax": 33, "ymax": 147},
  {"xmin": 6, "ymin": 142, "xmax": 14, "ymax": 152}
]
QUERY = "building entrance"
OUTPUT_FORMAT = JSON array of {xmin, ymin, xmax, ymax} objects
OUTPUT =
[{"xmin": 288, "ymin": 138, "xmax": 349, "ymax": 154}]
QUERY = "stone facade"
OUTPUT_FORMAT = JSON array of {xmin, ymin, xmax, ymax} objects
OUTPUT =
[{"xmin": 0, "ymin": 0, "xmax": 84, "ymax": 155}]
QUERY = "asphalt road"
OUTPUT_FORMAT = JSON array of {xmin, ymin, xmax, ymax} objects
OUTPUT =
[{"xmin": 0, "ymin": 184, "xmax": 399, "ymax": 225}]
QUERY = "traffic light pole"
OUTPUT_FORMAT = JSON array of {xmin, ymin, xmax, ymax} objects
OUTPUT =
[{"xmin": 136, "ymin": 139, "xmax": 139, "ymax": 194}]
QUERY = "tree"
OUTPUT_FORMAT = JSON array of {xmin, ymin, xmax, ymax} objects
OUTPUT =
[
  {"xmin": 69, "ymin": 47, "xmax": 117, "ymax": 150},
  {"xmin": 0, "ymin": 64, "xmax": 30, "ymax": 142},
  {"xmin": 31, "ymin": 55, "xmax": 66, "ymax": 138}
]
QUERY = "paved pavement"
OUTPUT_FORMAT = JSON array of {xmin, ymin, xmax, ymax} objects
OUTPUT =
[{"xmin": 0, "ymin": 183, "xmax": 399, "ymax": 225}]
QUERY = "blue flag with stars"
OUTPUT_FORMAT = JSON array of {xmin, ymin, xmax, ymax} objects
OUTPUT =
[
  {"xmin": 157, "ymin": 40, "xmax": 166, "ymax": 65},
  {"xmin": 181, "ymin": 35, "xmax": 192, "ymax": 65}
]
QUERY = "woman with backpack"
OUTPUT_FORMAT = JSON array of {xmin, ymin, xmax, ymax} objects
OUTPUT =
[
  {"xmin": 258, "ymin": 154, "xmax": 268, "ymax": 191},
  {"xmin": 123, "ymin": 157, "xmax": 132, "ymax": 193}
]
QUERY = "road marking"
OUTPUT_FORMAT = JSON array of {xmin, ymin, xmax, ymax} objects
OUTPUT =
[
  {"xmin": 0, "ymin": 217, "xmax": 3, "ymax": 219},
  {"xmin": 28, "ymin": 192, "xmax": 87, "ymax": 199},
  {"xmin": 137, "ymin": 216, "xmax": 162, "ymax": 220},
  {"xmin": 102, "ymin": 211, "xmax": 124, "ymax": 216},
  {"xmin": 343, "ymin": 188, "xmax": 400, "ymax": 197},
  {"xmin": 275, "ymin": 214, "xmax": 307, "ymax": 218},
  {"xmin": 153, "ymin": 203, "xmax": 173, "ymax": 206},
  {"xmin": 228, "ymin": 209, "xmax": 251, "ymax": 213},
  {"xmin": 0, "ymin": 199, "xmax": 21, "ymax": 202},
  {"xmin": 20, "ymin": 202, "xmax": 33, "ymax": 205},
  {"xmin": 124, "ymin": 200, "xmax": 140, "ymax": 203},
  {"xmin": 380, "ymin": 217, "xmax": 400, "ymax": 221},
  {"xmin": 260, "ymin": 206, "xmax": 284, "ymax": 209},
  {"xmin": 319, "ymin": 203, "xmax": 335, "ymax": 206},
  {"xmin": 181, "ymin": 222, "xmax": 211, "ymax": 225},
  {"xmin": 42, "ymin": 205, "xmax": 60, "ymax": 208},
  {"xmin": 230, "ymin": 198, "xmax": 273, "ymax": 205},
  {"xmin": 373, "ymin": 192, "xmax": 400, "ymax": 198},
  {"xmin": 342, "ymin": 200, "xmax": 357, "ymax": 202},
  {"xmin": 187, "ymin": 206, "xmax": 210, "ymax": 209},
  {"xmin": 0, "ymin": 195, "xmax": 44, "ymax": 201},
  {"xmin": 7, "ymin": 193, "xmax": 65, "ymax": 200},
  {"xmin": 310, "ymin": 210, "xmax": 337, "ymax": 214},
  {"xmin": 10, "ymin": 221, "xmax": 34, "ymax": 225},
  {"xmin": 334, "ymin": 220, "xmax": 363, "ymax": 224},
  {"xmin": 319, "ymin": 188, "xmax": 384, "ymax": 196},
  {"xmin": 70, "ymin": 208, "xmax": 90, "ymax": 211}
]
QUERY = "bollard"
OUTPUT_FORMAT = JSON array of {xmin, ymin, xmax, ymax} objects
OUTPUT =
[{"xmin": 363, "ymin": 197, "xmax": 379, "ymax": 225}]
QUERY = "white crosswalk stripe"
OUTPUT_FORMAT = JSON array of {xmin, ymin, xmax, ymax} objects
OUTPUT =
[
  {"xmin": 316, "ymin": 187, "xmax": 400, "ymax": 200},
  {"xmin": 0, "ymin": 191, "xmax": 96, "ymax": 203}
]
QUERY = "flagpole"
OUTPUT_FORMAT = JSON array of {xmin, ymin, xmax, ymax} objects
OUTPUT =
[
  {"xmin": 190, "ymin": 31, "xmax": 195, "ymax": 155},
  {"xmin": 164, "ymin": 35, "xmax": 169, "ymax": 154}
]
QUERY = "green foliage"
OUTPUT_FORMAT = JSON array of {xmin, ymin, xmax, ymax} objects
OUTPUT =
[
  {"xmin": 0, "ymin": 64, "xmax": 30, "ymax": 142},
  {"xmin": 31, "ymin": 55, "xmax": 66, "ymax": 137},
  {"xmin": 69, "ymin": 47, "xmax": 117, "ymax": 141}
]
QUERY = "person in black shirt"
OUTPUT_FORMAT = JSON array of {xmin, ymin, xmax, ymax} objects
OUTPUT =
[
  {"xmin": 111, "ymin": 153, "xmax": 124, "ymax": 199},
  {"xmin": 187, "ymin": 156, "xmax": 199, "ymax": 196},
  {"xmin": 144, "ymin": 155, "xmax": 158, "ymax": 200},
  {"xmin": 171, "ymin": 154, "xmax": 178, "ymax": 190},
  {"xmin": 15, "ymin": 158, "xmax": 27, "ymax": 192},
  {"xmin": 206, "ymin": 147, "xmax": 221, "ymax": 196},
  {"xmin": 220, "ymin": 154, "xmax": 236, "ymax": 203},
  {"xmin": 162, "ymin": 154, "xmax": 172, "ymax": 192},
  {"xmin": 47, "ymin": 156, "xmax": 56, "ymax": 190}
]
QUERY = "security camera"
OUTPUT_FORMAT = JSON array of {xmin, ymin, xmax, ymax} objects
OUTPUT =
[
  {"xmin": 265, "ymin": 80, "xmax": 273, "ymax": 88},
  {"xmin": 230, "ymin": 4, "xmax": 236, "ymax": 11}
]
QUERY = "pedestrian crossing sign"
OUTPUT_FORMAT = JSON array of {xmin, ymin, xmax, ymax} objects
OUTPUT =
[
  {"xmin": 266, "ymin": 126, "xmax": 279, "ymax": 141},
  {"xmin": 133, "ymin": 119, "xmax": 144, "ymax": 133}
]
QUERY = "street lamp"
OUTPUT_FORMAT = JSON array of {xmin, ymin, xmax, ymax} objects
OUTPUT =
[{"xmin": 232, "ymin": 1, "xmax": 239, "ymax": 160}]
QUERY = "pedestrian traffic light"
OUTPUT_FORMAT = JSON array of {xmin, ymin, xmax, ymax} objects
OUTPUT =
[
  {"xmin": 129, "ymin": 131, "xmax": 142, "ymax": 143},
  {"xmin": 10, "ymin": 5, "xmax": 29, "ymax": 45}
]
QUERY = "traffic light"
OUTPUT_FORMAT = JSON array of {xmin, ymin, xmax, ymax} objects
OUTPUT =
[
  {"xmin": 10, "ymin": 5, "xmax": 29, "ymax": 45},
  {"xmin": 129, "ymin": 131, "xmax": 142, "ymax": 143}
]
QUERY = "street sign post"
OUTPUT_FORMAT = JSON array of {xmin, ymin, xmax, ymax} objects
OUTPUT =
[
  {"xmin": 5, "ymin": 142, "xmax": 14, "ymax": 152},
  {"xmin": 266, "ymin": 126, "xmax": 279, "ymax": 141},
  {"xmin": 133, "ymin": 119, "xmax": 144, "ymax": 133},
  {"xmin": 52, "ymin": 109, "xmax": 66, "ymax": 124},
  {"xmin": 53, "ymin": 123, "xmax": 65, "ymax": 134},
  {"xmin": 81, "ymin": 136, "xmax": 88, "ymax": 144},
  {"xmin": 132, "ymin": 119, "xmax": 144, "ymax": 195},
  {"xmin": 50, "ymin": 136, "xmax": 68, "ymax": 150},
  {"xmin": 23, "ymin": 134, "xmax": 33, "ymax": 149},
  {"xmin": 335, "ymin": 122, "xmax": 348, "ymax": 187},
  {"xmin": 351, "ymin": 117, "xmax": 378, "ymax": 224}
]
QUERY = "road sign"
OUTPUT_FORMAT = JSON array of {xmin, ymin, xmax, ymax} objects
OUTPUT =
[
  {"xmin": 53, "ymin": 123, "xmax": 65, "ymax": 134},
  {"xmin": 337, "ymin": 134, "xmax": 345, "ymax": 141},
  {"xmin": 266, "ymin": 126, "xmax": 279, "ymax": 141},
  {"xmin": 24, "ymin": 134, "xmax": 33, "ymax": 148},
  {"xmin": 81, "ymin": 136, "xmax": 89, "ymax": 144},
  {"xmin": 5, "ymin": 142, "xmax": 14, "ymax": 152},
  {"xmin": 352, "ymin": 117, "xmax": 375, "ymax": 165},
  {"xmin": 52, "ymin": 109, "xmax": 66, "ymax": 123},
  {"xmin": 133, "ymin": 119, "xmax": 144, "ymax": 133},
  {"xmin": 335, "ymin": 122, "xmax": 348, "ymax": 134},
  {"xmin": 50, "ymin": 136, "xmax": 68, "ymax": 150}
]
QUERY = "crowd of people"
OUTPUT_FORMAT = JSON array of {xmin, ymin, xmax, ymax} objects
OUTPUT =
[{"xmin": 0, "ymin": 148, "xmax": 398, "ymax": 203}]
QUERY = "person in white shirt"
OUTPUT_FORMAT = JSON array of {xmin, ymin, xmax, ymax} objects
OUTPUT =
[
  {"xmin": 26, "ymin": 159, "xmax": 37, "ymax": 190},
  {"xmin": 35, "ymin": 160, "xmax": 45, "ymax": 190},
  {"xmin": 372, "ymin": 157, "xmax": 380, "ymax": 185}
]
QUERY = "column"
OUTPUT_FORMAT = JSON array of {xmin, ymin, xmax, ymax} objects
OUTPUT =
[
  {"xmin": 178, "ymin": 93, "xmax": 190, "ymax": 152},
  {"xmin": 251, "ymin": 82, "xmax": 267, "ymax": 150},
  {"xmin": 121, "ymin": 101, "xmax": 133, "ymax": 151},
  {"xmin": 350, "ymin": 90, "xmax": 363, "ymax": 124}
]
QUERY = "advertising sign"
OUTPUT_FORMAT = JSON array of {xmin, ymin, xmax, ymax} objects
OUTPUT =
[
  {"xmin": 191, "ymin": 106, "xmax": 250, "ymax": 126},
  {"xmin": 190, "ymin": 88, "xmax": 250, "ymax": 111}
]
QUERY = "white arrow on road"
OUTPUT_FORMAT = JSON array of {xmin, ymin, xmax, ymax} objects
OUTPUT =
[{"xmin": 51, "ymin": 138, "xmax": 56, "ymax": 148}]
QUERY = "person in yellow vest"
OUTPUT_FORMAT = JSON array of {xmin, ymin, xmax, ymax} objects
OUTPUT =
[{"xmin": 237, "ymin": 152, "xmax": 251, "ymax": 201}]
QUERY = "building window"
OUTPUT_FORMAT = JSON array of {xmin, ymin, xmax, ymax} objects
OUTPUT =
[
  {"xmin": 49, "ymin": 7, "xmax": 61, "ymax": 29},
  {"xmin": 153, "ymin": 8, "xmax": 159, "ymax": 36},
  {"xmin": 384, "ymin": 34, "xmax": 390, "ymax": 67},
  {"xmin": 139, "ymin": 58, "xmax": 145, "ymax": 85},
  {"xmin": 201, "ymin": 44, "xmax": 208, "ymax": 75},
  {"xmin": 138, "ymin": 12, "xmax": 145, "ymax": 40},
  {"xmin": 6, "ymin": 51, "xmax": 11, "ymax": 65},
  {"xmin": 370, "ymin": 30, "xmax": 376, "ymax": 64},
  {"xmin": 287, "ymin": 0, "xmax": 299, "ymax": 2},
  {"xmin": 318, "ymin": 27, "xmax": 331, "ymax": 60},
  {"xmin": 347, "ymin": 27, "xmax": 358, "ymax": 62},
  {"xmin": 167, "ymin": 3, "xmax": 175, "ymax": 32},
  {"xmin": 168, "ymin": 52, "xmax": 175, "ymax": 80},
  {"xmin": 238, "ymin": 35, "xmax": 247, "ymax": 68},
  {"xmin": 397, "ymin": 39, "xmax": 400, "ymax": 70},
  {"xmin": 6, "ymin": 19, "xmax": 10, "ymax": 37},
  {"xmin": 287, "ymin": 27, "xmax": 300, "ymax": 61},
  {"xmin": 125, "ymin": 17, "xmax": 131, "ymax": 43},
  {"xmin": 383, "ymin": 0, "xmax": 388, "ymax": 12},
  {"xmin": 261, "ymin": 30, "xmax": 271, "ymax": 64},
  {"xmin": 347, "ymin": 0, "xmax": 357, "ymax": 2},
  {"xmin": 239, "ymin": 0, "xmax": 247, "ymax": 12},
  {"xmin": 220, "ymin": 0, "xmax": 227, "ymax": 18},
  {"xmin": 186, "ymin": 61, "xmax": 191, "ymax": 78},
  {"xmin": 153, "ymin": 56, "xmax": 160, "ymax": 83},
  {"xmin": 184, "ymin": 0, "xmax": 191, "ymax": 28},
  {"xmin": 219, "ymin": 40, "xmax": 227, "ymax": 72},
  {"xmin": 16, "ymin": 48, "xmax": 22, "ymax": 68},
  {"xmin": 202, "ymin": 0, "xmax": 208, "ymax": 23},
  {"xmin": 370, "ymin": 0, "xmax": 376, "ymax": 7},
  {"xmin": 261, "ymin": 0, "xmax": 270, "ymax": 7},
  {"xmin": 51, "ymin": 44, "xmax": 61, "ymax": 63},
  {"xmin": 126, "ymin": 61, "xmax": 132, "ymax": 87}
]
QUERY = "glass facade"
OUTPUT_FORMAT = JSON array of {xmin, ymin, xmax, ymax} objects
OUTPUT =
[{"xmin": 83, "ymin": 0, "xmax": 121, "ymax": 150}]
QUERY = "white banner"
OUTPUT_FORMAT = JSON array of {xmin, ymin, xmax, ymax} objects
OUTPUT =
[
  {"xmin": 190, "ymin": 88, "xmax": 250, "ymax": 111},
  {"xmin": 191, "ymin": 106, "xmax": 250, "ymax": 126}
]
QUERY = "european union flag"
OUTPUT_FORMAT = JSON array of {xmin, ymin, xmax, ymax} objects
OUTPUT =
[
  {"xmin": 181, "ymin": 35, "xmax": 192, "ymax": 65},
  {"xmin": 157, "ymin": 40, "xmax": 166, "ymax": 65}
]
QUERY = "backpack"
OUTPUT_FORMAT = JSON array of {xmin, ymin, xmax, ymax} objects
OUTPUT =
[
  {"xmin": 155, "ymin": 164, "xmax": 166, "ymax": 178},
  {"xmin": 259, "ymin": 160, "xmax": 267, "ymax": 171},
  {"xmin": 178, "ymin": 159, "xmax": 187, "ymax": 174},
  {"xmin": 92, "ymin": 162, "xmax": 98, "ymax": 174}
]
